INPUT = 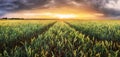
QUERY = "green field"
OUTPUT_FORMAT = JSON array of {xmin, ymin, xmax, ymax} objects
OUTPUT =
[{"xmin": 0, "ymin": 20, "xmax": 120, "ymax": 57}]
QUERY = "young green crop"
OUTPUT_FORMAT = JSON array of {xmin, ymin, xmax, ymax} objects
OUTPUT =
[
  {"xmin": 66, "ymin": 20, "xmax": 120, "ymax": 41},
  {"xmin": 0, "ymin": 20, "xmax": 120, "ymax": 57},
  {"xmin": 0, "ymin": 20, "xmax": 55, "ymax": 49}
]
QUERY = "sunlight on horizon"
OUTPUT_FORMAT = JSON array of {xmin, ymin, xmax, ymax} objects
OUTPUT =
[{"xmin": 2, "ymin": 6, "xmax": 105, "ymax": 19}]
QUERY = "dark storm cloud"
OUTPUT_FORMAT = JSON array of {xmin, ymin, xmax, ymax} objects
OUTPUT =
[
  {"xmin": 80, "ymin": 0, "xmax": 120, "ymax": 17},
  {"xmin": 67, "ymin": 0, "xmax": 120, "ymax": 17},
  {"xmin": 0, "ymin": 0, "xmax": 49, "ymax": 16}
]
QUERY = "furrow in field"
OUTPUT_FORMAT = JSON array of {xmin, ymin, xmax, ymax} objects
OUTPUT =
[
  {"xmin": 23, "ymin": 22, "xmax": 120, "ymax": 57},
  {"xmin": 65, "ymin": 22, "xmax": 95, "ymax": 39},
  {"xmin": 26, "ymin": 22, "xmax": 90, "ymax": 57}
]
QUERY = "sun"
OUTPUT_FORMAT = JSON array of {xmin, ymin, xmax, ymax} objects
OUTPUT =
[{"xmin": 54, "ymin": 14, "xmax": 77, "ymax": 19}]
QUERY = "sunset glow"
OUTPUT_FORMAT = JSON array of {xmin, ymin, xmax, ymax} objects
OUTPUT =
[
  {"xmin": 2, "ymin": 6, "xmax": 104, "ymax": 19},
  {"xmin": 54, "ymin": 14, "xmax": 77, "ymax": 19}
]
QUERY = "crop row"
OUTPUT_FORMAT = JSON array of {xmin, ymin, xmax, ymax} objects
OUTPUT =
[
  {"xmin": 1, "ymin": 22, "xmax": 119, "ymax": 57},
  {"xmin": 0, "ymin": 20, "xmax": 56, "ymax": 52},
  {"xmin": 66, "ymin": 21, "xmax": 120, "ymax": 41}
]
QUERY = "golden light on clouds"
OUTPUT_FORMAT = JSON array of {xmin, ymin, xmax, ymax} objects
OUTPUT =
[{"xmin": 2, "ymin": 6, "xmax": 105, "ymax": 19}]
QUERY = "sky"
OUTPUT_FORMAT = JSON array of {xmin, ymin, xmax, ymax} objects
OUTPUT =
[{"xmin": 0, "ymin": 0, "xmax": 120, "ymax": 19}]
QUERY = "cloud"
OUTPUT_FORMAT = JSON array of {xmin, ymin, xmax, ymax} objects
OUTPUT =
[
  {"xmin": 0, "ymin": 0, "xmax": 50, "ymax": 16},
  {"xmin": 103, "ymin": 0, "xmax": 120, "ymax": 16},
  {"xmin": 81, "ymin": 0, "xmax": 120, "ymax": 17},
  {"xmin": 105, "ymin": 0, "xmax": 120, "ymax": 10},
  {"xmin": 1, "ymin": 0, "xmax": 120, "ymax": 18}
]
